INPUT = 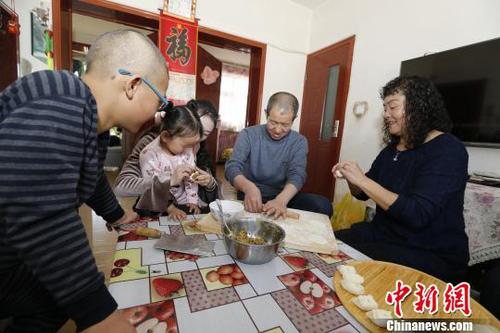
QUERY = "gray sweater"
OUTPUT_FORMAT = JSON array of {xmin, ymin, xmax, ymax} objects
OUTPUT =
[{"xmin": 225, "ymin": 125, "xmax": 308, "ymax": 199}]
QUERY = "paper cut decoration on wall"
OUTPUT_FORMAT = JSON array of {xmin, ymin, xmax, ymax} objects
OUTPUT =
[{"xmin": 200, "ymin": 65, "xmax": 220, "ymax": 85}]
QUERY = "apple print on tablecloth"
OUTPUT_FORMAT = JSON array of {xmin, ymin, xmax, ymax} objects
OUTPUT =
[
  {"xmin": 110, "ymin": 249, "xmax": 149, "ymax": 283},
  {"xmin": 278, "ymin": 270, "xmax": 340, "ymax": 315},
  {"xmin": 315, "ymin": 251, "xmax": 351, "ymax": 264},
  {"xmin": 200, "ymin": 264, "xmax": 248, "ymax": 291},
  {"xmin": 150, "ymin": 273, "xmax": 186, "ymax": 302},
  {"xmin": 120, "ymin": 300, "xmax": 178, "ymax": 333},
  {"xmin": 165, "ymin": 250, "xmax": 199, "ymax": 262},
  {"xmin": 281, "ymin": 253, "xmax": 314, "ymax": 271}
]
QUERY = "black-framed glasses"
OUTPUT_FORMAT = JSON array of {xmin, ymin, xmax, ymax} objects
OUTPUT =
[{"xmin": 118, "ymin": 68, "xmax": 172, "ymax": 112}]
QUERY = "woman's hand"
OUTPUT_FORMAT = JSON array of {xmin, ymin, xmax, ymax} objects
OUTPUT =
[
  {"xmin": 192, "ymin": 168, "xmax": 215, "ymax": 188},
  {"xmin": 167, "ymin": 204, "xmax": 187, "ymax": 221},
  {"xmin": 186, "ymin": 203, "xmax": 201, "ymax": 214},
  {"xmin": 335, "ymin": 161, "xmax": 367, "ymax": 187},
  {"xmin": 171, "ymin": 164, "xmax": 195, "ymax": 186}
]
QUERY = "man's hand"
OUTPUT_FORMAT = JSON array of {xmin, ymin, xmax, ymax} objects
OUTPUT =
[
  {"xmin": 107, "ymin": 210, "xmax": 139, "ymax": 231},
  {"xmin": 186, "ymin": 203, "xmax": 201, "ymax": 214},
  {"xmin": 83, "ymin": 310, "xmax": 136, "ymax": 333},
  {"xmin": 167, "ymin": 204, "xmax": 187, "ymax": 221},
  {"xmin": 262, "ymin": 198, "xmax": 287, "ymax": 219},
  {"xmin": 244, "ymin": 185, "xmax": 263, "ymax": 213}
]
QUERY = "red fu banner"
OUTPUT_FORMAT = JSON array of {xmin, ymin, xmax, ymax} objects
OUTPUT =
[{"xmin": 159, "ymin": 13, "xmax": 198, "ymax": 104}]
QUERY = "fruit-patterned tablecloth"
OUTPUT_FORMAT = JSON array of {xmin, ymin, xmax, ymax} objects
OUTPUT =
[{"xmin": 108, "ymin": 214, "xmax": 372, "ymax": 333}]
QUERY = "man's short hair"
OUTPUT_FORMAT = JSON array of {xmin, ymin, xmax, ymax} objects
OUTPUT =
[
  {"xmin": 265, "ymin": 92, "xmax": 299, "ymax": 119},
  {"xmin": 85, "ymin": 29, "xmax": 168, "ymax": 86}
]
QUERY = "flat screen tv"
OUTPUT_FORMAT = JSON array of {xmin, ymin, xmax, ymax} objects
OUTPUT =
[{"xmin": 400, "ymin": 37, "xmax": 500, "ymax": 147}]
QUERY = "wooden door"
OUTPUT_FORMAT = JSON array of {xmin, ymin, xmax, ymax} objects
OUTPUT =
[
  {"xmin": 196, "ymin": 46, "xmax": 222, "ymax": 170},
  {"xmin": 299, "ymin": 36, "xmax": 355, "ymax": 200},
  {"xmin": 0, "ymin": 2, "xmax": 19, "ymax": 90}
]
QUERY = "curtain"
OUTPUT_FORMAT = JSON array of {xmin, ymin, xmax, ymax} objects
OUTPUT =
[{"xmin": 218, "ymin": 63, "xmax": 249, "ymax": 131}]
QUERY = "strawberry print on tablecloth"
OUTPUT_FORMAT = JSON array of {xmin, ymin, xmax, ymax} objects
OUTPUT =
[
  {"xmin": 150, "ymin": 273, "xmax": 186, "ymax": 302},
  {"xmin": 281, "ymin": 253, "xmax": 314, "ymax": 271}
]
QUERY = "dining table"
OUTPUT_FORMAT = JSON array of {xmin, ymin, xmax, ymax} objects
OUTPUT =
[
  {"xmin": 106, "ymin": 209, "xmax": 498, "ymax": 333},
  {"xmin": 108, "ymin": 209, "xmax": 374, "ymax": 333}
]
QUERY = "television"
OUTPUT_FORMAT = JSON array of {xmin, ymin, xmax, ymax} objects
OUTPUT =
[{"xmin": 400, "ymin": 38, "xmax": 500, "ymax": 147}]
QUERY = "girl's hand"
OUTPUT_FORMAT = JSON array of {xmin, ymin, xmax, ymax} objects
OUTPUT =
[
  {"xmin": 171, "ymin": 164, "xmax": 195, "ymax": 186},
  {"xmin": 186, "ymin": 203, "xmax": 201, "ymax": 214},
  {"xmin": 167, "ymin": 204, "xmax": 187, "ymax": 221},
  {"xmin": 336, "ymin": 161, "xmax": 367, "ymax": 187},
  {"xmin": 192, "ymin": 168, "xmax": 214, "ymax": 187}
]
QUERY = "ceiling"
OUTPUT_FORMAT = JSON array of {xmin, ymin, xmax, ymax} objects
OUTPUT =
[{"xmin": 289, "ymin": 0, "xmax": 329, "ymax": 9}]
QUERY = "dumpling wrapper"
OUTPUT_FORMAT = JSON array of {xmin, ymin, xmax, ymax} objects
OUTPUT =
[
  {"xmin": 337, "ymin": 265, "xmax": 357, "ymax": 276},
  {"xmin": 352, "ymin": 294, "xmax": 378, "ymax": 311},
  {"xmin": 340, "ymin": 279, "xmax": 364, "ymax": 295},
  {"xmin": 366, "ymin": 309, "xmax": 392, "ymax": 328},
  {"xmin": 342, "ymin": 272, "xmax": 364, "ymax": 284}
]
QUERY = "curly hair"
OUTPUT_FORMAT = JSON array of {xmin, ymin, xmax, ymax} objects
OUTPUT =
[{"xmin": 380, "ymin": 76, "xmax": 452, "ymax": 149}]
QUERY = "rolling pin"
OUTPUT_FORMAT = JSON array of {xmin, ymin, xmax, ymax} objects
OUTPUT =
[
  {"xmin": 135, "ymin": 227, "xmax": 162, "ymax": 238},
  {"xmin": 286, "ymin": 211, "xmax": 300, "ymax": 220}
]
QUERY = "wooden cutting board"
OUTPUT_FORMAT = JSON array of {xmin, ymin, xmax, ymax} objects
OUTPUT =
[
  {"xmin": 333, "ymin": 261, "xmax": 499, "ymax": 332},
  {"xmin": 196, "ymin": 209, "xmax": 337, "ymax": 255}
]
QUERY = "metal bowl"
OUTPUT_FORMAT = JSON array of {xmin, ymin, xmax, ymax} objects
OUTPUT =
[{"xmin": 223, "ymin": 217, "xmax": 286, "ymax": 265}]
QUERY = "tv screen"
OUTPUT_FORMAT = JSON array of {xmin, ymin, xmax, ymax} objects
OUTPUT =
[{"xmin": 400, "ymin": 38, "xmax": 500, "ymax": 147}]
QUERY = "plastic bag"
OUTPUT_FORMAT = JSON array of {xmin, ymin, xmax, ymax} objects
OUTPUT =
[{"xmin": 331, "ymin": 193, "xmax": 366, "ymax": 231}]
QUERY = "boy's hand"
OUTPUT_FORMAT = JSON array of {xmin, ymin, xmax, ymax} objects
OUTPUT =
[
  {"xmin": 186, "ymin": 203, "xmax": 201, "ymax": 214},
  {"xmin": 167, "ymin": 204, "xmax": 187, "ymax": 221},
  {"xmin": 107, "ymin": 210, "xmax": 139, "ymax": 231},
  {"xmin": 83, "ymin": 310, "xmax": 136, "ymax": 333}
]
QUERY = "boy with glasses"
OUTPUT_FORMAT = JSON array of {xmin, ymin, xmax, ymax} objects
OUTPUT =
[{"xmin": 0, "ymin": 29, "xmax": 168, "ymax": 332}]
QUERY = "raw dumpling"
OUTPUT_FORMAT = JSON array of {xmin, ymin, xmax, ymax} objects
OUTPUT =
[
  {"xmin": 352, "ymin": 294, "xmax": 378, "ymax": 311},
  {"xmin": 343, "ymin": 272, "xmax": 364, "ymax": 284},
  {"xmin": 340, "ymin": 279, "xmax": 364, "ymax": 295},
  {"xmin": 337, "ymin": 265, "xmax": 357, "ymax": 276},
  {"xmin": 366, "ymin": 309, "xmax": 392, "ymax": 328}
]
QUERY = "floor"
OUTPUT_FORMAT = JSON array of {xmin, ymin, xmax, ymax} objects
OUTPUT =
[{"xmin": 58, "ymin": 165, "xmax": 234, "ymax": 332}]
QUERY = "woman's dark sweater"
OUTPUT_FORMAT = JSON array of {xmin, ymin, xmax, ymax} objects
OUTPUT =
[{"xmin": 356, "ymin": 133, "xmax": 469, "ymax": 269}]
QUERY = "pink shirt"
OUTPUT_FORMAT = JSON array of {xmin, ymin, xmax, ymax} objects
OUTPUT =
[{"xmin": 139, "ymin": 137, "xmax": 198, "ymax": 206}]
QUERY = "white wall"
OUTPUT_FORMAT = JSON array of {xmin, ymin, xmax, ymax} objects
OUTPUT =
[
  {"xmin": 309, "ymin": 0, "xmax": 500, "ymax": 202},
  {"xmin": 199, "ymin": 43, "xmax": 250, "ymax": 67},
  {"xmin": 107, "ymin": 0, "xmax": 311, "ymax": 130},
  {"xmin": 17, "ymin": 0, "xmax": 51, "ymax": 74}
]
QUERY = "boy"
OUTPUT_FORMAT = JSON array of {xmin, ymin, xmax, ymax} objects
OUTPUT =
[{"xmin": 0, "ymin": 30, "xmax": 168, "ymax": 332}]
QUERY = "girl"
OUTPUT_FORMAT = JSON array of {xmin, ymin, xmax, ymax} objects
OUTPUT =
[{"xmin": 139, "ymin": 105, "xmax": 204, "ymax": 219}]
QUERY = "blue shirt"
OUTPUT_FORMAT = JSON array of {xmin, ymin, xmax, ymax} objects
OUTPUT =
[
  {"xmin": 357, "ymin": 133, "xmax": 469, "ymax": 266},
  {"xmin": 225, "ymin": 125, "xmax": 308, "ymax": 199}
]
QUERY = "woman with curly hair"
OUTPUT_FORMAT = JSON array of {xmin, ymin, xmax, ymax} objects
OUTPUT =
[{"xmin": 332, "ymin": 76, "xmax": 469, "ymax": 282}]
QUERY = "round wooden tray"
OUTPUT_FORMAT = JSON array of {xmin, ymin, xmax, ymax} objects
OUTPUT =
[{"xmin": 333, "ymin": 261, "xmax": 499, "ymax": 332}]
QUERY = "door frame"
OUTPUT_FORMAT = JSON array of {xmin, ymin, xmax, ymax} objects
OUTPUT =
[
  {"xmin": 299, "ymin": 35, "xmax": 355, "ymax": 200},
  {"xmin": 52, "ymin": 0, "xmax": 266, "ymax": 128}
]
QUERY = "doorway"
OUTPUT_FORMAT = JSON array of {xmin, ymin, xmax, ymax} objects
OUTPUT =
[
  {"xmin": 0, "ymin": 1, "xmax": 19, "ymax": 91},
  {"xmin": 299, "ymin": 36, "xmax": 355, "ymax": 200},
  {"xmin": 52, "ymin": 0, "xmax": 266, "ymax": 164}
]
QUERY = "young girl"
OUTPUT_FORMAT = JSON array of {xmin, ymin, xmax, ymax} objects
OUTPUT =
[{"xmin": 139, "ymin": 105, "xmax": 204, "ymax": 219}]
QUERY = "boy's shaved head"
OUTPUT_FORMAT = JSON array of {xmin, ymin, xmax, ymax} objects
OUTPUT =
[{"xmin": 85, "ymin": 29, "xmax": 168, "ymax": 85}]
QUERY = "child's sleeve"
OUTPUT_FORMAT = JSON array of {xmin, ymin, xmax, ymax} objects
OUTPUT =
[{"xmin": 184, "ymin": 150, "xmax": 199, "ymax": 205}]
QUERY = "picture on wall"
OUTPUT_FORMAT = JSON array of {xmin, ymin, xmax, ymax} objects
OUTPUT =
[{"xmin": 30, "ymin": 7, "xmax": 49, "ymax": 63}]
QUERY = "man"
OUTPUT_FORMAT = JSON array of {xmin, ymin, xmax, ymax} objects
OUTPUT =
[
  {"xmin": 225, "ymin": 92, "xmax": 333, "ymax": 218},
  {"xmin": 0, "ymin": 30, "xmax": 168, "ymax": 332}
]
